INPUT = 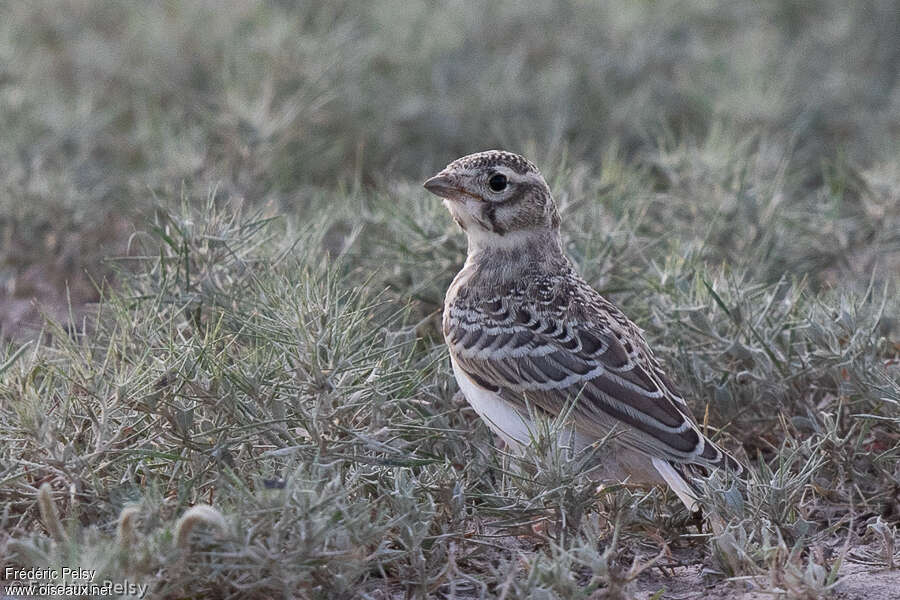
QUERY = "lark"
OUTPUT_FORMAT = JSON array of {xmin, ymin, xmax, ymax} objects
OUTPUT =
[{"xmin": 424, "ymin": 150, "xmax": 740, "ymax": 512}]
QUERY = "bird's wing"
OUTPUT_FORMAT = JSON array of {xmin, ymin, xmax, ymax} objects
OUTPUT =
[{"xmin": 445, "ymin": 297, "xmax": 737, "ymax": 470}]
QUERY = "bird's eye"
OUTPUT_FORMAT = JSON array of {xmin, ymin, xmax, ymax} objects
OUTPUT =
[{"xmin": 488, "ymin": 173, "xmax": 508, "ymax": 192}]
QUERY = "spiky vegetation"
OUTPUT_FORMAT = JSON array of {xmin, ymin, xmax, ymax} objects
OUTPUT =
[{"xmin": 1, "ymin": 1, "xmax": 899, "ymax": 598}]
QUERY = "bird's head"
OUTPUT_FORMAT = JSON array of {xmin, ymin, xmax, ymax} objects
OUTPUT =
[{"xmin": 423, "ymin": 151, "xmax": 559, "ymax": 248}]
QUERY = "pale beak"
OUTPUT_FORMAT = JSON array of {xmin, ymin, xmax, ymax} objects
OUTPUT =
[
  {"xmin": 423, "ymin": 173, "xmax": 483, "ymax": 202},
  {"xmin": 423, "ymin": 174, "xmax": 457, "ymax": 198}
]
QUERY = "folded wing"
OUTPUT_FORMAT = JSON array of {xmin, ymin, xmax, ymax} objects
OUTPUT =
[{"xmin": 445, "ymin": 298, "xmax": 739, "ymax": 472}]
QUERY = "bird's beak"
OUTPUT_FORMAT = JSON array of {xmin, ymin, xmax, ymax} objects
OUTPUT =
[{"xmin": 423, "ymin": 173, "xmax": 458, "ymax": 199}]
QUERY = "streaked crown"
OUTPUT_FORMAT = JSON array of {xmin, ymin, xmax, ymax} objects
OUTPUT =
[{"xmin": 445, "ymin": 150, "xmax": 539, "ymax": 176}]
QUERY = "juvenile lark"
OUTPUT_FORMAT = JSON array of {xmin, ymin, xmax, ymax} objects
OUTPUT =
[{"xmin": 424, "ymin": 150, "xmax": 740, "ymax": 511}]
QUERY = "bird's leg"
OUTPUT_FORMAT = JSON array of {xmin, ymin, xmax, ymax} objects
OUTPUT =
[{"xmin": 693, "ymin": 507, "xmax": 704, "ymax": 533}]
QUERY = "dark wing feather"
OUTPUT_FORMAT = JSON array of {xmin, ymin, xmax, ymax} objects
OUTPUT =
[{"xmin": 446, "ymin": 299, "xmax": 737, "ymax": 470}]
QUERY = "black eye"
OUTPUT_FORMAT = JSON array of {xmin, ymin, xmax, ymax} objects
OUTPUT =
[{"xmin": 488, "ymin": 173, "xmax": 507, "ymax": 192}]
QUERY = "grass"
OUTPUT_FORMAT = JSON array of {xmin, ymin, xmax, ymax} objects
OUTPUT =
[{"xmin": 1, "ymin": 1, "xmax": 899, "ymax": 598}]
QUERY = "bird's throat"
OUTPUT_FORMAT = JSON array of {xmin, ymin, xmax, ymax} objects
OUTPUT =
[{"xmin": 463, "ymin": 228, "xmax": 568, "ymax": 290}]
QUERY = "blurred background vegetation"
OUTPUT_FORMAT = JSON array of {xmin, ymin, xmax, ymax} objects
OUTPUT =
[
  {"xmin": 2, "ymin": 0, "xmax": 899, "ymax": 337},
  {"xmin": 1, "ymin": 1, "xmax": 899, "ymax": 597}
]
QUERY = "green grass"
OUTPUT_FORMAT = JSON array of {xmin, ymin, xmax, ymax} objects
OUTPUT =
[{"xmin": 1, "ymin": 1, "xmax": 899, "ymax": 598}]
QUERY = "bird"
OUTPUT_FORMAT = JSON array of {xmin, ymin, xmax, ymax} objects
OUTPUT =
[{"xmin": 423, "ymin": 150, "xmax": 741, "ymax": 512}]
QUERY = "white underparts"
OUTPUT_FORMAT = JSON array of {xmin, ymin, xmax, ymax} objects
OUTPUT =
[{"xmin": 450, "ymin": 355, "xmax": 533, "ymax": 448}]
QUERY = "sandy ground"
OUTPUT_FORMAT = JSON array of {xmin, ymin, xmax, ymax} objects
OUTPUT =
[{"xmin": 632, "ymin": 543, "xmax": 900, "ymax": 600}]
